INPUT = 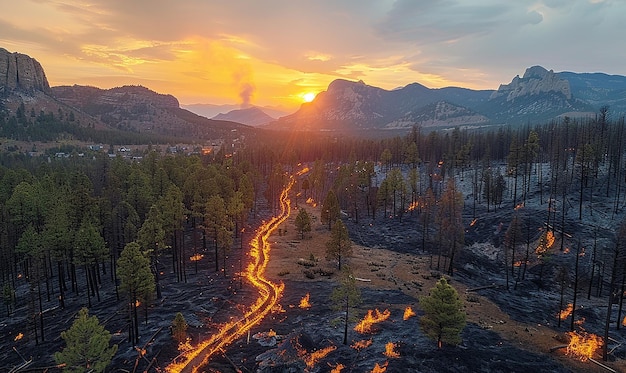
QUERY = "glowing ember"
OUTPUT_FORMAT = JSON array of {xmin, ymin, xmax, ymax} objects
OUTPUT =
[
  {"xmin": 535, "ymin": 231, "xmax": 555, "ymax": 255},
  {"xmin": 165, "ymin": 176, "xmax": 295, "ymax": 372},
  {"xmin": 305, "ymin": 197, "xmax": 317, "ymax": 207},
  {"xmin": 469, "ymin": 218, "xmax": 477, "ymax": 227},
  {"xmin": 574, "ymin": 317, "xmax": 585, "ymax": 326},
  {"xmin": 558, "ymin": 303, "xmax": 573, "ymax": 321},
  {"xmin": 515, "ymin": 203, "xmax": 524, "ymax": 210},
  {"xmin": 299, "ymin": 293, "xmax": 312, "ymax": 309},
  {"xmin": 330, "ymin": 363, "xmax": 345, "ymax": 373},
  {"xmin": 351, "ymin": 339, "xmax": 373, "ymax": 351},
  {"xmin": 513, "ymin": 260, "xmax": 526, "ymax": 267},
  {"xmin": 296, "ymin": 167, "xmax": 310, "ymax": 176},
  {"xmin": 370, "ymin": 361, "xmax": 388, "ymax": 373},
  {"xmin": 299, "ymin": 345, "xmax": 337, "ymax": 369},
  {"xmin": 407, "ymin": 200, "xmax": 420, "ymax": 211},
  {"xmin": 383, "ymin": 342, "xmax": 400, "ymax": 358},
  {"xmin": 622, "ymin": 316, "xmax": 626, "ymax": 327},
  {"xmin": 403, "ymin": 306, "xmax": 416, "ymax": 320},
  {"xmin": 566, "ymin": 330, "xmax": 602, "ymax": 362},
  {"xmin": 189, "ymin": 254, "xmax": 204, "ymax": 261},
  {"xmin": 178, "ymin": 338, "xmax": 193, "ymax": 352},
  {"xmin": 354, "ymin": 309, "xmax": 391, "ymax": 334},
  {"xmin": 14, "ymin": 333, "xmax": 23, "ymax": 341},
  {"xmin": 563, "ymin": 247, "xmax": 570, "ymax": 254}
]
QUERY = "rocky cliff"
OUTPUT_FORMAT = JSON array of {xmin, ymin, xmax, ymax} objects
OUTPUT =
[
  {"xmin": 0, "ymin": 47, "xmax": 51, "ymax": 94},
  {"xmin": 490, "ymin": 66, "xmax": 571, "ymax": 101}
]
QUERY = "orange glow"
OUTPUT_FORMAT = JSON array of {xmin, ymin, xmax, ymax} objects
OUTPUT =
[
  {"xmin": 535, "ymin": 230, "xmax": 555, "ymax": 255},
  {"xmin": 351, "ymin": 339, "xmax": 373, "ymax": 351},
  {"xmin": 190, "ymin": 254, "xmax": 204, "ymax": 261},
  {"xmin": 558, "ymin": 303, "xmax": 573, "ymax": 321},
  {"xmin": 331, "ymin": 363, "xmax": 345, "ymax": 373},
  {"xmin": 135, "ymin": 300, "xmax": 141, "ymax": 307},
  {"xmin": 574, "ymin": 317, "xmax": 586, "ymax": 326},
  {"xmin": 298, "ymin": 345, "xmax": 337, "ymax": 369},
  {"xmin": 622, "ymin": 315, "xmax": 626, "ymax": 327},
  {"xmin": 513, "ymin": 260, "xmax": 527, "ymax": 267},
  {"xmin": 383, "ymin": 342, "xmax": 400, "ymax": 358},
  {"xmin": 515, "ymin": 203, "xmax": 524, "ymax": 210},
  {"xmin": 297, "ymin": 167, "xmax": 310, "ymax": 176},
  {"xmin": 14, "ymin": 333, "xmax": 24, "ymax": 341},
  {"xmin": 469, "ymin": 218, "xmax": 477, "ymax": 227},
  {"xmin": 563, "ymin": 247, "xmax": 570, "ymax": 254},
  {"xmin": 306, "ymin": 197, "xmax": 317, "ymax": 207},
  {"xmin": 178, "ymin": 338, "xmax": 193, "ymax": 353},
  {"xmin": 407, "ymin": 200, "xmax": 420, "ymax": 211},
  {"xmin": 403, "ymin": 306, "xmax": 416, "ymax": 320},
  {"xmin": 165, "ymin": 174, "xmax": 295, "ymax": 372},
  {"xmin": 354, "ymin": 309, "xmax": 391, "ymax": 334},
  {"xmin": 371, "ymin": 361, "xmax": 388, "ymax": 373},
  {"xmin": 299, "ymin": 293, "xmax": 312, "ymax": 309},
  {"xmin": 566, "ymin": 330, "xmax": 603, "ymax": 362}
]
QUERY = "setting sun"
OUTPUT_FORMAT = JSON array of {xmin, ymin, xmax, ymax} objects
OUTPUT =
[{"xmin": 303, "ymin": 92, "xmax": 316, "ymax": 102}]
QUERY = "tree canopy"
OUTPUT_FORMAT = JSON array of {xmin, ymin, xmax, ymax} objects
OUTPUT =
[{"xmin": 420, "ymin": 277, "xmax": 466, "ymax": 348}]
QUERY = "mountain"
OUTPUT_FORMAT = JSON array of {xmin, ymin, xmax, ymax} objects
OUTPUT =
[
  {"xmin": 271, "ymin": 66, "xmax": 626, "ymax": 133},
  {"xmin": 213, "ymin": 106, "xmax": 276, "ymax": 126},
  {"xmin": 1, "ymin": 47, "xmax": 251, "ymax": 143},
  {"xmin": 182, "ymin": 103, "xmax": 290, "ymax": 122}
]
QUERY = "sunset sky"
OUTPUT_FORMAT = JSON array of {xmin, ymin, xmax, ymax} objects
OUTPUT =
[{"xmin": 1, "ymin": 0, "xmax": 624, "ymax": 111}]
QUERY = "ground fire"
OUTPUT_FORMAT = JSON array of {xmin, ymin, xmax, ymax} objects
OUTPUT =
[
  {"xmin": 165, "ymin": 177, "xmax": 295, "ymax": 372},
  {"xmin": 558, "ymin": 303, "xmax": 573, "ymax": 321},
  {"xmin": 299, "ymin": 293, "xmax": 312, "ymax": 309},
  {"xmin": 330, "ymin": 363, "xmax": 345, "ymax": 373},
  {"xmin": 566, "ymin": 330, "xmax": 603, "ymax": 362},
  {"xmin": 354, "ymin": 309, "xmax": 391, "ymax": 334},
  {"xmin": 383, "ymin": 342, "xmax": 400, "ymax": 358},
  {"xmin": 351, "ymin": 339, "xmax": 373, "ymax": 351},
  {"xmin": 370, "ymin": 361, "xmax": 388, "ymax": 373},
  {"xmin": 403, "ymin": 306, "xmax": 416, "ymax": 320}
]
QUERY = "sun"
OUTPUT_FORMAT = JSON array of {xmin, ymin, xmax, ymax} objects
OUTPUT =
[{"xmin": 302, "ymin": 92, "xmax": 316, "ymax": 103}]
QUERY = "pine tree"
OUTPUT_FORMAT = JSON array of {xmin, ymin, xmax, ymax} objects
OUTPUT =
[
  {"xmin": 117, "ymin": 242, "xmax": 155, "ymax": 345},
  {"xmin": 172, "ymin": 312, "xmax": 188, "ymax": 345},
  {"xmin": 330, "ymin": 266, "xmax": 362, "ymax": 345},
  {"xmin": 420, "ymin": 277, "xmax": 466, "ymax": 348},
  {"xmin": 325, "ymin": 220, "xmax": 352, "ymax": 270},
  {"xmin": 54, "ymin": 308, "xmax": 118, "ymax": 373},
  {"xmin": 321, "ymin": 190, "xmax": 340, "ymax": 230},
  {"xmin": 294, "ymin": 208, "xmax": 312, "ymax": 239}
]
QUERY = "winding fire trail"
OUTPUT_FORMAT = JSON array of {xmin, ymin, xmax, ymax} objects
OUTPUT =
[{"xmin": 166, "ymin": 176, "xmax": 294, "ymax": 373}]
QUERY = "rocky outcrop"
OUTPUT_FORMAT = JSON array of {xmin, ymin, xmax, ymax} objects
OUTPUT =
[
  {"xmin": 490, "ymin": 66, "xmax": 571, "ymax": 101},
  {"xmin": 0, "ymin": 47, "xmax": 51, "ymax": 94}
]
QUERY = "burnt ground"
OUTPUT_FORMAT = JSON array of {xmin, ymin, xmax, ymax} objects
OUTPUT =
[{"xmin": 4, "ymin": 167, "xmax": 626, "ymax": 373}]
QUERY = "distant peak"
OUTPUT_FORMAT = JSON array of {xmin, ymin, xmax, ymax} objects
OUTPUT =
[{"xmin": 523, "ymin": 66, "xmax": 550, "ymax": 79}]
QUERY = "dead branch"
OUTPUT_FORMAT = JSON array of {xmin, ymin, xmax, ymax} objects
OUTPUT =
[
  {"xmin": 466, "ymin": 284, "xmax": 497, "ymax": 292},
  {"xmin": 549, "ymin": 344, "xmax": 567, "ymax": 352},
  {"xmin": 588, "ymin": 358, "xmax": 617, "ymax": 373}
]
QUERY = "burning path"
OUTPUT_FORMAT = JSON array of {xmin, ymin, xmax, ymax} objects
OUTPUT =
[{"xmin": 166, "ymin": 176, "xmax": 294, "ymax": 373}]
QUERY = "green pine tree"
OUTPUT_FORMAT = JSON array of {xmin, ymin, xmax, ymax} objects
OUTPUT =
[
  {"xmin": 172, "ymin": 312, "xmax": 188, "ymax": 345},
  {"xmin": 294, "ymin": 208, "xmax": 312, "ymax": 239},
  {"xmin": 54, "ymin": 308, "xmax": 118, "ymax": 373},
  {"xmin": 420, "ymin": 277, "xmax": 466, "ymax": 348},
  {"xmin": 325, "ymin": 220, "xmax": 352, "ymax": 270},
  {"xmin": 321, "ymin": 189, "xmax": 340, "ymax": 230},
  {"xmin": 330, "ymin": 266, "xmax": 362, "ymax": 345}
]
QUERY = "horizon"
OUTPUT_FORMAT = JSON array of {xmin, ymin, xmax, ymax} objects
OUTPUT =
[{"xmin": 2, "ymin": 1, "xmax": 624, "ymax": 111}]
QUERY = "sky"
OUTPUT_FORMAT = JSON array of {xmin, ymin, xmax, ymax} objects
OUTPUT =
[{"xmin": 1, "ymin": 0, "xmax": 625, "ymax": 111}]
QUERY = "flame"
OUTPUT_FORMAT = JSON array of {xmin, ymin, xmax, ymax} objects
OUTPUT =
[
  {"xmin": 165, "ymin": 177, "xmax": 294, "ymax": 372},
  {"xmin": 189, "ymin": 254, "xmax": 204, "ymax": 261},
  {"xmin": 306, "ymin": 197, "xmax": 317, "ymax": 207},
  {"xmin": 299, "ymin": 345, "xmax": 337, "ymax": 369},
  {"xmin": 558, "ymin": 303, "xmax": 573, "ymax": 320},
  {"xmin": 513, "ymin": 260, "xmax": 526, "ymax": 267},
  {"xmin": 354, "ymin": 309, "xmax": 391, "ymax": 334},
  {"xmin": 515, "ymin": 203, "xmax": 524, "ymax": 210},
  {"xmin": 575, "ymin": 317, "xmax": 586, "ymax": 326},
  {"xmin": 403, "ymin": 306, "xmax": 416, "ymax": 320},
  {"xmin": 371, "ymin": 361, "xmax": 388, "ymax": 373},
  {"xmin": 351, "ymin": 339, "xmax": 373, "ymax": 351},
  {"xmin": 178, "ymin": 338, "xmax": 193, "ymax": 352},
  {"xmin": 299, "ymin": 293, "xmax": 312, "ymax": 309},
  {"xmin": 469, "ymin": 218, "xmax": 477, "ymax": 227},
  {"xmin": 563, "ymin": 247, "xmax": 570, "ymax": 254},
  {"xmin": 297, "ymin": 167, "xmax": 310, "ymax": 176},
  {"xmin": 383, "ymin": 342, "xmax": 400, "ymax": 358},
  {"xmin": 135, "ymin": 300, "xmax": 141, "ymax": 307},
  {"xmin": 622, "ymin": 316, "xmax": 626, "ymax": 327},
  {"xmin": 566, "ymin": 330, "xmax": 603, "ymax": 362},
  {"xmin": 535, "ymin": 231, "xmax": 555, "ymax": 255},
  {"xmin": 330, "ymin": 363, "xmax": 345, "ymax": 373},
  {"xmin": 407, "ymin": 200, "xmax": 420, "ymax": 211},
  {"xmin": 14, "ymin": 333, "xmax": 23, "ymax": 341}
]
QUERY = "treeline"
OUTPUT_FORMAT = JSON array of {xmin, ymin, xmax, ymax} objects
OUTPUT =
[
  {"xmin": 0, "ymin": 103, "xmax": 195, "ymax": 145},
  {"xmin": 0, "ymin": 150, "xmax": 257, "ymax": 349}
]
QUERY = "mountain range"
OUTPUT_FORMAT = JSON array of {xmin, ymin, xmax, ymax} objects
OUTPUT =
[
  {"xmin": 2, "ymin": 46, "xmax": 626, "ymax": 140},
  {"xmin": 270, "ymin": 66, "xmax": 626, "ymax": 132}
]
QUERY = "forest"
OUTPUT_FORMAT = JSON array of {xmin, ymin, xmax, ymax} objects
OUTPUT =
[{"xmin": 2, "ymin": 105, "xmax": 626, "ymax": 371}]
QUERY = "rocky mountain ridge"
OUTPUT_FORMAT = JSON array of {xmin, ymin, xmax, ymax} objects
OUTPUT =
[
  {"xmin": 271, "ymin": 65, "xmax": 623, "ymax": 132},
  {"xmin": 0, "ymin": 47, "xmax": 51, "ymax": 95}
]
